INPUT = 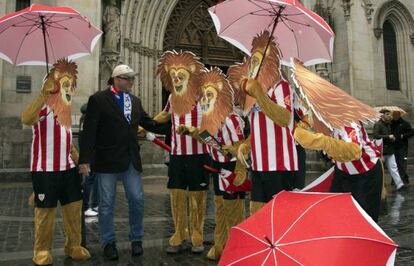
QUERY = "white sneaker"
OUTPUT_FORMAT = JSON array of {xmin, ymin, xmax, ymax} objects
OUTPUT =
[
  {"xmin": 92, "ymin": 207, "xmax": 99, "ymax": 213},
  {"xmin": 84, "ymin": 208, "xmax": 98, "ymax": 217}
]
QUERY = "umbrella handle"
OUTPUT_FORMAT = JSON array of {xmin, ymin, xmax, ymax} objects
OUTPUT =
[{"xmin": 255, "ymin": 5, "xmax": 285, "ymax": 80}]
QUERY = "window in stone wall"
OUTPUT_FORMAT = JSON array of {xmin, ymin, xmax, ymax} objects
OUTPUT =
[
  {"xmin": 383, "ymin": 20, "xmax": 400, "ymax": 91},
  {"xmin": 16, "ymin": 0, "xmax": 31, "ymax": 11},
  {"xmin": 16, "ymin": 75, "xmax": 31, "ymax": 93}
]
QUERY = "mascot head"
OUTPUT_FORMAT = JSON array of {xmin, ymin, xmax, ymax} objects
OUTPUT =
[
  {"xmin": 45, "ymin": 58, "xmax": 78, "ymax": 129},
  {"xmin": 227, "ymin": 57, "xmax": 256, "ymax": 112},
  {"xmin": 292, "ymin": 60, "xmax": 379, "ymax": 135},
  {"xmin": 199, "ymin": 67, "xmax": 233, "ymax": 136},
  {"xmin": 158, "ymin": 50, "xmax": 204, "ymax": 116},
  {"xmin": 248, "ymin": 30, "xmax": 281, "ymax": 90}
]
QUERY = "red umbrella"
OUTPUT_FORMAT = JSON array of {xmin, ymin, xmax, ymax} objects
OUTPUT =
[
  {"xmin": 219, "ymin": 191, "xmax": 397, "ymax": 265},
  {"xmin": 0, "ymin": 4, "xmax": 102, "ymax": 72},
  {"xmin": 301, "ymin": 166, "xmax": 334, "ymax": 192},
  {"xmin": 208, "ymin": 0, "xmax": 334, "ymax": 66}
]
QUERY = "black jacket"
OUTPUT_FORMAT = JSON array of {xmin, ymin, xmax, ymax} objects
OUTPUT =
[
  {"xmin": 391, "ymin": 118, "xmax": 414, "ymax": 149},
  {"xmin": 79, "ymin": 88, "xmax": 168, "ymax": 173},
  {"xmin": 373, "ymin": 119, "xmax": 395, "ymax": 155}
]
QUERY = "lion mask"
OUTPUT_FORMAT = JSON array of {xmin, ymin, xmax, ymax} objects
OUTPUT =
[
  {"xmin": 199, "ymin": 67, "xmax": 233, "ymax": 136},
  {"xmin": 45, "ymin": 58, "xmax": 78, "ymax": 129},
  {"xmin": 158, "ymin": 50, "xmax": 204, "ymax": 116},
  {"xmin": 292, "ymin": 60, "xmax": 379, "ymax": 135}
]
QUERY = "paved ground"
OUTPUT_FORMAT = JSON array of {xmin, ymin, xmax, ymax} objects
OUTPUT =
[{"xmin": 0, "ymin": 174, "xmax": 413, "ymax": 266}]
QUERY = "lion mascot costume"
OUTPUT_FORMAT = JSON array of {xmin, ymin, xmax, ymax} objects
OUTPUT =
[
  {"xmin": 291, "ymin": 60, "xmax": 383, "ymax": 222},
  {"xmin": 156, "ymin": 50, "xmax": 209, "ymax": 254},
  {"xmin": 178, "ymin": 67, "xmax": 247, "ymax": 260},
  {"xmin": 236, "ymin": 30, "xmax": 298, "ymax": 214},
  {"xmin": 21, "ymin": 59, "xmax": 90, "ymax": 265}
]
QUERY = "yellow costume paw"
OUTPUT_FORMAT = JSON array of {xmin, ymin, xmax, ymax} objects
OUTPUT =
[{"xmin": 64, "ymin": 246, "xmax": 91, "ymax": 260}]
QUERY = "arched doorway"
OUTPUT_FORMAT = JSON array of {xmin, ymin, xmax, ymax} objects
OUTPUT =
[{"xmin": 162, "ymin": 0, "xmax": 245, "ymax": 105}]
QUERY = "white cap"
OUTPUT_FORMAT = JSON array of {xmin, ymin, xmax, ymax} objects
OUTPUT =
[{"xmin": 111, "ymin": 64, "xmax": 137, "ymax": 77}]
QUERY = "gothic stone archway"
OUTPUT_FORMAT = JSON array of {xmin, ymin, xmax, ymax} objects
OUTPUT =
[{"xmin": 162, "ymin": 0, "xmax": 245, "ymax": 105}]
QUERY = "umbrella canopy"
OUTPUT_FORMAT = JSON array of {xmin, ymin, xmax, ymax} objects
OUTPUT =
[
  {"xmin": 374, "ymin": 106, "xmax": 407, "ymax": 116},
  {"xmin": 0, "ymin": 4, "xmax": 102, "ymax": 70},
  {"xmin": 208, "ymin": 0, "xmax": 334, "ymax": 66},
  {"xmin": 220, "ymin": 191, "xmax": 397, "ymax": 266},
  {"xmin": 301, "ymin": 166, "xmax": 334, "ymax": 192}
]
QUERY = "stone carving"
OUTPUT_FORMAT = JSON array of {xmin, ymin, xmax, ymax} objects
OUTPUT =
[
  {"xmin": 341, "ymin": 0, "xmax": 353, "ymax": 21},
  {"xmin": 103, "ymin": 0, "xmax": 121, "ymax": 52},
  {"xmin": 124, "ymin": 38, "xmax": 163, "ymax": 58},
  {"xmin": 361, "ymin": 0, "xmax": 374, "ymax": 23},
  {"xmin": 373, "ymin": 28, "xmax": 383, "ymax": 39}
]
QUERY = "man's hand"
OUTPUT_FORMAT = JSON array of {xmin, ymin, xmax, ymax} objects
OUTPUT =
[
  {"xmin": 79, "ymin": 163, "xmax": 91, "ymax": 178},
  {"xmin": 389, "ymin": 134, "xmax": 396, "ymax": 141}
]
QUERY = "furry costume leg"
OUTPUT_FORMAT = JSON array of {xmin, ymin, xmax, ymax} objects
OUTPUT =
[
  {"xmin": 223, "ymin": 198, "xmax": 245, "ymax": 228},
  {"xmin": 33, "ymin": 207, "xmax": 56, "ymax": 265},
  {"xmin": 250, "ymin": 201, "xmax": 265, "ymax": 215},
  {"xmin": 61, "ymin": 200, "xmax": 91, "ymax": 260},
  {"xmin": 169, "ymin": 189, "xmax": 189, "ymax": 247},
  {"xmin": 206, "ymin": 196, "xmax": 227, "ymax": 260},
  {"xmin": 188, "ymin": 191, "xmax": 207, "ymax": 247}
]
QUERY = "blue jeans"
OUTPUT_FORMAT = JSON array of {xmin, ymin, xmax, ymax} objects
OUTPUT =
[{"xmin": 97, "ymin": 163, "xmax": 144, "ymax": 245}]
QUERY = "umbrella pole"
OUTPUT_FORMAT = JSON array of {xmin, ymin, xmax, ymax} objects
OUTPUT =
[
  {"xmin": 40, "ymin": 16, "xmax": 49, "ymax": 74},
  {"xmin": 255, "ymin": 6, "xmax": 285, "ymax": 79}
]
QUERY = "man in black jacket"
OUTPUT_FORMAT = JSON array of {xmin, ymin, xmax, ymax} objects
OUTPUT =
[
  {"xmin": 373, "ymin": 109, "xmax": 405, "ymax": 191},
  {"xmin": 79, "ymin": 64, "xmax": 168, "ymax": 260},
  {"xmin": 391, "ymin": 111, "xmax": 414, "ymax": 184}
]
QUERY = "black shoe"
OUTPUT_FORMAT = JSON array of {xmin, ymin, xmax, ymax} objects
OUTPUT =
[
  {"xmin": 131, "ymin": 241, "xmax": 143, "ymax": 256},
  {"xmin": 103, "ymin": 242, "xmax": 119, "ymax": 260}
]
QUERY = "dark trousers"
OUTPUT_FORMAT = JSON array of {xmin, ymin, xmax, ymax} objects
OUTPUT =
[
  {"xmin": 292, "ymin": 144, "xmax": 306, "ymax": 189},
  {"xmin": 82, "ymin": 172, "xmax": 99, "ymax": 210},
  {"xmin": 394, "ymin": 146, "xmax": 409, "ymax": 184},
  {"xmin": 330, "ymin": 160, "xmax": 383, "ymax": 222},
  {"xmin": 251, "ymin": 171, "xmax": 293, "ymax": 203}
]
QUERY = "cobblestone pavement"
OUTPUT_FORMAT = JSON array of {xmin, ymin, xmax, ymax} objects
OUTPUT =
[{"xmin": 0, "ymin": 175, "xmax": 413, "ymax": 265}]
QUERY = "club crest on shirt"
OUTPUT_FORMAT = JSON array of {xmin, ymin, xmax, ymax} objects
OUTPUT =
[
  {"xmin": 251, "ymin": 105, "xmax": 262, "ymax": 112},
  {"xmin": 38, "ymin": 194, "xmax": 45, "ymax": 201}
]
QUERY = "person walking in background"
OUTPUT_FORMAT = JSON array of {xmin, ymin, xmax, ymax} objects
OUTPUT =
[
  {"xmin": 79, "ymin": 64, "xmax": 168, "ymax": 260},
  {"xmin": 391, "ymin": 110, "xmax": 414, "ymax": 185},
  {"xmin": 373, "ymin": 109, "xmax": 406, "ymax": 191}
]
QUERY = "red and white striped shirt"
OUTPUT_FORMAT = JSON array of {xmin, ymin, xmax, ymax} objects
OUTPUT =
[
  {"xmin": 31, "ymin": 105, "xmax": 75, "ymax": 172},
  {"xmin": 207, "ymin": 113, "xmax": 245, "ymax": 163},
  {"xmin": 249, "ymin": 80, "xmax": 298, "ymax": 172},
  {"xmin": 332, "ymin": 123, "xmax": 381, "ymax": 175},
  {"xmin": 164, "ymin": 96, "xmax": 207, "ymax": 155}
]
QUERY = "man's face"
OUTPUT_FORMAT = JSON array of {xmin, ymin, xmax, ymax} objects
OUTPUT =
[
  {"xmin": 382, "ymin": 111, "xmax": 392, "ymax": 122},
  {"xmin": 248, "ymin": 50, "xmax": 264, "ymax": 79},
  {"xmin": 169, "ymin": 68, "xmax": 190, "ymax": 96},
  {"xmin": 115, "ymin": 76, "xmax": 134, "ymax": 92},
  {"xmin": 200, "ymin": 85, "xmax": 218, "ymax": 115},
  {"xmin": 58, "ymin": 75, "xmax": 75, "ymax": 106}
]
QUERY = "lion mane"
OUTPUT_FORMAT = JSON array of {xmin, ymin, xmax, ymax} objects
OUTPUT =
[
  {"xmin": 292, "ymin": 60, "xmax": 379, "ymax": 134},
  {"xmin": 200, "ymin": 67, "xmax": 233, "ymax": 136},
  {"xmin": 46, "ymin": 58, "xmax": 78, "ymax": 129},
  {"xmin": 251, "ymin": 30, "xmax": 281, "ymax": 91},
  {"xmin": 157, "ymin": 50, "xmax": 204, "ymax": 116},
  {"xmin": 227, "ymin": 57, "xmax": 255, "ymax": 112}
]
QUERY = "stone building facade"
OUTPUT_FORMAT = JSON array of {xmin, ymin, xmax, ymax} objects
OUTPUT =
[{"xmin": 0, "ymin": 0, "xmax": 413, "ymax": 171}]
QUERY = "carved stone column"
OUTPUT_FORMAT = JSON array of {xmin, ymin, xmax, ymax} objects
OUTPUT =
[{"xmin": 99, "ymin": 51, "xmax": 120, "ymax": 90}]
